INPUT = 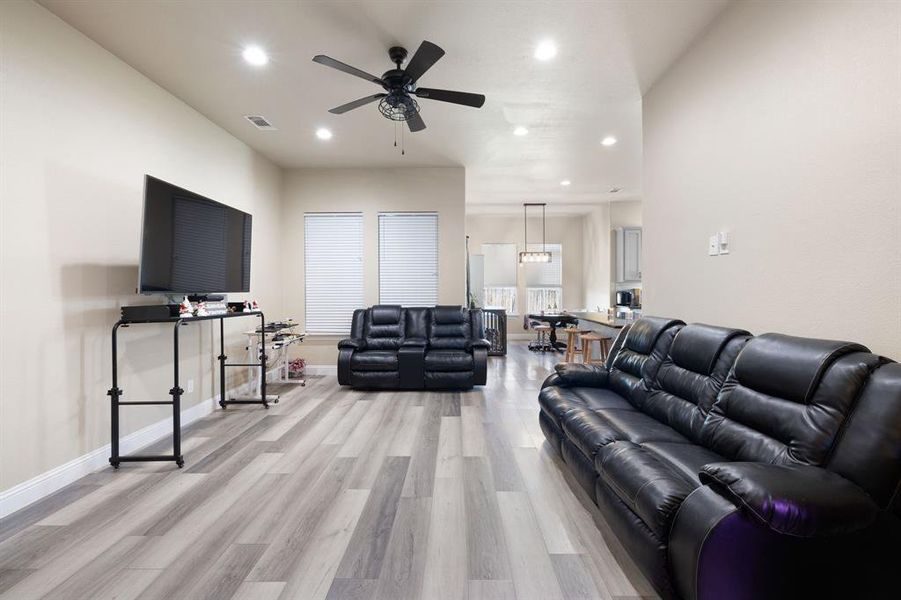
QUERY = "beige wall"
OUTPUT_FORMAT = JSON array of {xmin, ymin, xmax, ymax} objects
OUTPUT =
[
  {"xmin": 282, "ymin": 168, "xmax": 466, "ymax": 365},
  {"xmin": 643, "ymin": 0, "xmax": 901, "ymax": 358},
  {"xmin": 610, "ymin": 200, "xmax": 642, "ymax": 229},
  {"xmin": 581, "ymin": 205, "xmax": 611, "ymax": 311},
  {"xmin": 0, "ymin": 1, "xmax": 284, "ymax": 491},
  {"xmin": 466, "ymin": 214, "xmax": 584, "ymax": 326}
]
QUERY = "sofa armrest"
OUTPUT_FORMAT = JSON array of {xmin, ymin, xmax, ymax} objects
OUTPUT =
[
  {"xmin": 466, "ymin": 338, "xmax": 491, "ymax": 350},
  {"xmin": 700, "ymin": 462, "xmax": 879, "ymax": 537},
  {"xmin": 547, "ymin": 363, "xmax": 610, "ymax": 389},
  {"xmin": 403, "ymin": 338, "xmax": 427, "ymax": 347},
  {"xmin": 338, "ymin": 338, "xmax": 365, "ymax": 350}
]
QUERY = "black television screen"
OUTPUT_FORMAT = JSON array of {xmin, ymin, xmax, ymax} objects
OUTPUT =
[{"xmin": 139, "ymin": 175, "xmax": 252, "ymax": 294}]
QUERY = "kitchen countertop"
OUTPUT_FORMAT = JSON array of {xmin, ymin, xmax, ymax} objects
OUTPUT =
[{"xmin": 564, "ymin": 311, "xmax": 632, "ymax": 329}]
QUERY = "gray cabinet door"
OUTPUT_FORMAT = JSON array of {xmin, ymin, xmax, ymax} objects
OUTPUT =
[{"xmin": 623, "ymin": 228, "xmax": 642, "ymax": 281}]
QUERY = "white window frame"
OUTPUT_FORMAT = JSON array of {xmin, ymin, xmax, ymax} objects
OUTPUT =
[
  {"xmin": 525, "ymin": 242, "xmax": 562, "ymax": 313},
  {"xmin": 378, "ymin": 212, "xmax": 439, "ymax": 306},
  {"xmin": 304, "ymin": 213, "xmax": 364, "ymax": 334}
]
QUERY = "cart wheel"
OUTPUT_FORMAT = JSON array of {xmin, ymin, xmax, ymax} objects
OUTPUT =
[
  {"xmin": 273, "ymin": 398, "xmax": 280, "ymax": 404},
  {"xmin": 219, "ymin": 401, "xmax": 227, "ymax": 409},
  {"xmin": 263, "ymin": 402, "xmax": 270, "ymax": 409},
  {"xmin": 301, "ymin": 382, "xmax": 306, "ymax": 387},
  {"xmin": 111, "ymin": 462, "xmax": 120, "ymax": 470},
  {"xmin": 176, "ymin": 459, "xmax": 185, "ymax": 468}
]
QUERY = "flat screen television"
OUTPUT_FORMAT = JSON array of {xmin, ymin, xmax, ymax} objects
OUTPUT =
[{"xmin": 139, "ymin": 175, "xmax": 252, "ymax": 294}]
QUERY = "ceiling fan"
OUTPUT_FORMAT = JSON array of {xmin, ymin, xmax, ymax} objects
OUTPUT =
[{"xmin": 312, "ymin": 41, "xmax": 486, "ymax": 133}]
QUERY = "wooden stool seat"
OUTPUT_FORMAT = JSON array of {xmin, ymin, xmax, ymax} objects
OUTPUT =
[
  {"xmin": 563, "ymin": 328, "xmax": 589, "ymax": 362},
  {"xmin": 580, "ymin": 332, "xmax": 612, "ymax": 365}
]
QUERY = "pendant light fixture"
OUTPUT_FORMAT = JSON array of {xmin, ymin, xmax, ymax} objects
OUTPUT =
[{"xmin": 519, "ymin": 202, "xmax": 552, "ymax": 263}]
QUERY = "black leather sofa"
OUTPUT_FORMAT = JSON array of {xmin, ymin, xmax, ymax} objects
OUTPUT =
[
  {"xmin": 539, "ymin": 316, "xmax": 901, "ymax": 599},
  {"xmin": 338, "ymin": 305, "xmax": 490, "ymax": 389}
]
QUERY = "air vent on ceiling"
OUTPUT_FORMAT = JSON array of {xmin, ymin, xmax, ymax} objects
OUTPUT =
[
  {"xmin": 244, "ymin": 115, "xmax": 277, "ymax": 130},
  {"xmin": 608, "ymin": 186, "xmax": 622, "ymax": 194}
]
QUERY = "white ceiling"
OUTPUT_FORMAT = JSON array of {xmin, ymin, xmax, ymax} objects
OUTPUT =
[{"xmin": 40, "ymin": 0, "xmax": 728, "ymax": 212}]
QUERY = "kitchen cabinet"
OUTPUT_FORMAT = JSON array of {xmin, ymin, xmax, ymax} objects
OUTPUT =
[{"xmin": 614, "ymin": 227, "xmax": 642, "ymax": 282}]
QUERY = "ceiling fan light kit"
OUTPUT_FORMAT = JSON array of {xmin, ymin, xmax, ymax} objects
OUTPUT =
[{"xmin": 312, "ymin": 40, "xmax": 486, "ymax": 138}]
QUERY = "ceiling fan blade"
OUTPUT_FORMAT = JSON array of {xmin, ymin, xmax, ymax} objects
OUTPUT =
[
  {"xmin": 403, "ymin": 41, "xmax": 445, "ymax": 83},
  {"xmin": 407, "ymin": 111, "xmax": 426, "ymax": 133},
  {"xmin": 329, "ymin": 94, "xmax": 387, "ymax": 114},
  {"xmin": 415, "ymin": 87, "xmax": 486, "ymax": 108},
  {"xmin": 312, "ymin": 55, "xmax": 385, "ymax": 85}
]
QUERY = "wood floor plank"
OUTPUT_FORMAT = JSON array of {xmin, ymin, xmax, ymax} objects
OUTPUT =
[
  {"xmin": 337, "ymin": 393, "xmax": 392, "ymax": 457},
  {"xmin": 435, "ymin": 416, "xmax": 463, "ymax": 479},
  {"xmin": 325, "ymin": 578, "xmax": 378, "ymax": 600},
  {"xmin": 42, "ymin": 535, "xmax": 149, "ymax": 600},
  {"xmin": 514, "ymin": 447, "xmax": 579, "ymax": 554},
  {"xmin": 421, "ymin": 477, "xmax": 467, "ymax": 600},
  {"xmin": 87, "ymin": 568, "xmax": 162, "ymax": 600},
  {"xmin": 183, "ymin": 543, "xmax": 267, "ymax": 600},
  {"xmin": 335, "ymin": 456, "xmax": 410, "ymax": 579},
  {"xmin": 468, "ymin": 579, "xmax": 517, "ymax": 600},
  {"xmin": 497, "ymin": 490, "xmax": 565, "ymax": 600},
  {"xmin": 373, "ymin": 496, "xmax": 431, "ymax": 600},
  {"xmin": 346, "ymin": 395, "xmax": 411, "ymax": 489},
  {"xmin": 37, "ymin": 473, "xmax": 146, "ymax": 526},
  {"xmin": 0, "ymin": 569, "xmax": 35, "ymax": 595},
  {"xmin": 323, "ymin": 399, "xmax": 370, "ymax": 445},
  {"xmin": 462, "ymin": 457, "xmax": 511, "ymax": 580},
  {"xmin": 387, "ymin": 404, "xmax": 424, "ymax": 457},
  {"xmin": 0, "ymin": 482, "xmax": 100, "ymax": 543},
  {"xmin": 400, "ymin": 396, "xmax": 442, "ymax": 498},
  {"xmin": 279, "ymin": 488, "xmax": 371, "ymax": 600},
  {"xmin": 461, "ymin": 404, "xmax": 487, "ymax": 456},
  {"xmin": 231, "ymin": 581, "xmax": 286, "ymax": 600},
  {"xmin": 550, "ymin": 554, "xmax": 605, "ymax": 600}
]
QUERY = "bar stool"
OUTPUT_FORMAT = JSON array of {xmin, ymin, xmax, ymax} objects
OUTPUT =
[
  {"xmin": 563, "ymin": 327, "xmax": 588, "ymax": 362},
  {"xmin": 529, "ymin": 324, "xmax": 553, "ymax": 352},
  {"xmin": 581, "ymin": 332, "xmax": 612, "ymax": 365}
]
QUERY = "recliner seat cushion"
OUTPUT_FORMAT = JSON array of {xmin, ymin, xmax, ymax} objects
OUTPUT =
[
  {"xmin": 597, "ymin": 441, "xmax": 699, "ymax": 538},
  {"xmin": 424, "ymin": 350, "xmax": 473, "ymax": 372},
  {"xmin": 538, "ymin": 386, "xmax": 636, "ymax": 430},
  {"xmin": 350, "ymin": 350, "xmax": 399, "ymax": 372},
  {"xmin": 563, "ymin": 407, "xmax": 688, "ymax": 461}
]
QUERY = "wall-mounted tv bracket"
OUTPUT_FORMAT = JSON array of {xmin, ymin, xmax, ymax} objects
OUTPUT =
[{"xmin": 108, "ymin": 310, "xmax": 269, "ymax": 469}]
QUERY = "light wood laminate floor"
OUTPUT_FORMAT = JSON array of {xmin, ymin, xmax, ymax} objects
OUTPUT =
[{"xmin": 0, "ymin": 343, "xmax": 657, "ymax": 600}]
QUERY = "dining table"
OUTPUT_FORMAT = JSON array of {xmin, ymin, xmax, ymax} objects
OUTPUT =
[{"xmin": 526, "ymin": 313, "xmax": 579, "ymax": 351}]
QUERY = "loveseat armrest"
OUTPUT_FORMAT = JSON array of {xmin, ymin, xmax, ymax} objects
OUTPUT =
[
  {"xmin": 403, "ymin": 338, "xmax": 427, "ymax": 347},
  {"xmin": 466, "ymin": 338, "xmax": 492, "ymax": 351},
  {"xmin": 700, "ymin": 462, "xmax": 879, "ymax": 537},
  {"xmin": 338, "ymin": 338, "xmax": 366, "ymax": 350},
  {"xmin": 543, "ymin": 363, "xmax": 610, "ymax": 389}
]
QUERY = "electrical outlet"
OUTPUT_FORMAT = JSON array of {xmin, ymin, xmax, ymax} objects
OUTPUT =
[
  {"xmin": 708, "ymin": 235, "xmax": 720, "ymax": 256},
  {"xmin": 187, "ymin": 379, "xmax": 194, "ymax": 394}
]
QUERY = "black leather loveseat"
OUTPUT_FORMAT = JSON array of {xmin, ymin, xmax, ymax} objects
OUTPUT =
[
  {"xmin": 540, "ymin": 316, "xmax": 901, "ymax": 599},
  {"xmin": 338, "ymin": 305, "xmax": 490, "ymax": 389}
]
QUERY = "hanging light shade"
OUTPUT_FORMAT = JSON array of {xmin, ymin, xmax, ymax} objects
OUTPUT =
[{"xmin": 519, "ymin": 202, "xmax": 552, "ymax": 263}]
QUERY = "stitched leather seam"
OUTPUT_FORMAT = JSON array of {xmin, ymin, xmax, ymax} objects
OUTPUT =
[{"xmin": 823, "ymin": 357, "xmax": 885, "ymax": 468}]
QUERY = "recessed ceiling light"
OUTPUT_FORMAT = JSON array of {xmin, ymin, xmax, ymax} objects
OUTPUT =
[
  {"xmin": 315, "ymin": 127, "xmax": 333, "ymax": 140},
  {"xmin": 534, "ymin": 40, "xmax": 557, "ymax": 61},
  {"xmin": 601, "ymin": 136, "xmax": 618, "ymax": 146},
  {"xmin": 560, "ymin": 180, "xmax": 571, "ymax": 186},
  {"xmin": 513, "ymin": 126, "xmax": 529, "ymax": 136},
  {"xmin": 242, "ymin": 45, "xmax": 269, "ymax": 66}
]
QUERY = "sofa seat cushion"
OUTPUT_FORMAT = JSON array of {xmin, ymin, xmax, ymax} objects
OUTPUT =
[
  {"xmin": 350, "ymin": 350, "xmax": 398, "ymax": 372},
  {"xmin": 563, "ymin": 407, "xmax": 690, "ymax": 464},
  {"xmin": 597, "ymin": 441, "xmax": 699, "ymax": 538},
  {"xmin": 639, "ymin": 441, "xmax": 727, "ymax": 485},
  {"xmin": 539, "ymin": 386, "xmax": 636, "ymax": 429},
  {"xmin": 424, "ymin": 350, "xmax": 473, "ymax": 372}
]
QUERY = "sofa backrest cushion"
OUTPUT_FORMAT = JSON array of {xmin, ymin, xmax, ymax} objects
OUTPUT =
[
  {"xmin": 404, "ymin": 307, "xmax": 430, "ymax": 340},
  {"xmin": 604, "ymin": 322, "xmax": 632, "ymax": 369},
  {"xmin": 826, "ymin": 361, "xmax": 901, "ymax": 512},
  {"xmin": 429, "ymin": 305, "xmax": 472, "ymax": 349},
  {"xmin": 702, "ymin": 333, "xmax": 881, "ymax": 466},
  {"xmin": 363, "ymin": 304, "xmax": 405, "ymax": 350},
  {"xmin": 470, "ymin": 308, "xmax": 486, "ymax": 341},
  {"xmin": 608, "ymin": 316, "xmax": 685, "ymax": 405},
  {"xmin": 640, "ymin": 324, "xmax": 750, "ymax": 443}
]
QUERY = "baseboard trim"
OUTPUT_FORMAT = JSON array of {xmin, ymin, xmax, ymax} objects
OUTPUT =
[
  {"xmin": 0, "ymin": 369, "xmax": 275, "ymax": 520},
  {"xmin": 305, "ymin": 365, "xmax": 337, "ymax": 375}
]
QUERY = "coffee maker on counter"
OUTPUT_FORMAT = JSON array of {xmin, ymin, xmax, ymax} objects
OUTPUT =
[{"xmin": 615, "ymin": 288, "xmax": 642, "ymax": 309}]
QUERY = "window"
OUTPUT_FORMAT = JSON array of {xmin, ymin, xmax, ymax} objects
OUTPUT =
[
  {"xmin": 304, "ymin": 213, "xmax": 363, "ymax": 333},
  {"xmin": 525, "ymin": 243, "xmax": 562, "ymax": 313},
  {"xmin": 379, "ymin": 212, "xmax": 438, "ymax": 306},
  {"xmin": 481, "ymin": 243, "xmax": 517, "ymax": 314}
]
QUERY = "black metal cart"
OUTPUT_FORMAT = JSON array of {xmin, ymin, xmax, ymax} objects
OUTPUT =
[{"xmin": 108, "ymin": 310, "xmax": 270, "ymax": 469}]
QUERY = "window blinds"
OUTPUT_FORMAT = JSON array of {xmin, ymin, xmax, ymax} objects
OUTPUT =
[
  {"xmin": 481, "ymin": 243, "xmax": 517, "ymax": 287},
  {"xmin": 524, "ymin": 243, "xmax": 562, "ymax": 286},
  {"xmin": 304, "ymin": 213, "xmax": 364, "ymax": 333},
  {"xmin": 379, "ymin": 212, "xmax": 438, "ymax": 306}
]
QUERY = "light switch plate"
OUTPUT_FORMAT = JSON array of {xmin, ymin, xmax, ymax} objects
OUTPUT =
[
  {"xmin": 708, "ymin": 235, "xmax": 720, "ymax": 256},
  {"xmin": 718, "ymin": 231, "xmax": 730, "ymax": 255}
]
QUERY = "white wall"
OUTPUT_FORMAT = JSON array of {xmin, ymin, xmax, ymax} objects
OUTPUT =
[
  {"xmin": 0, "ymin": 1, "xmax": 284, "ymax": 491},
  {"xmin": 643, "ymin": 0, "xmax": 901, "ymax": 358},
  {"xmin": 581, "ymin": 205, "xmax": 611, "ymax": 311},
  {"xmin": 281, "ymin": 167, "xmax": 466, "ymax": 365}
]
